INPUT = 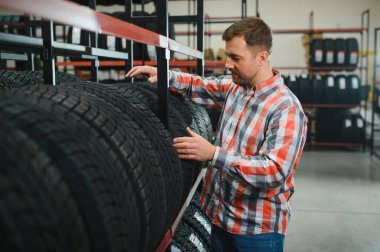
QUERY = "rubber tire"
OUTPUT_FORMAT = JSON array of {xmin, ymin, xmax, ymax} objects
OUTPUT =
[
  {"xmin": 168, "ymin": 221, "xmax": 207, "ymax": 252},
  {"xmin": 63, "ymin": 81, "xmax": 183, "ymax": 231},
  {"xmin": 0, "ymin": 70, "xmax": 38, "ymax": 90},
  {"xmin": 21, "ymin": 70, "xmax": 80, "ymax": 84},
  {"xmin": 104, "ymin": 83, "xmax": 197, "ymax": 204},
  {"xmin": 182, "ymin": 204, "xmax": 212, "ymax": 250},
  {"xmin": 9, "ymin": 85, "xmax": 164, "ymax": 252},
  {"xmin": 0, "ymin": 103, "xmax": 93, "ymax": 252}
]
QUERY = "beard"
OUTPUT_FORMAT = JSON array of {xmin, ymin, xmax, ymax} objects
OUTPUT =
[{"xmin": 231, "ymin": 71, "xmax": 253, "ymax": 87}]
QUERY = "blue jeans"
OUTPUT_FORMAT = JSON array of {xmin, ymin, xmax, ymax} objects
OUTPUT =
[{"xmin": 211, "ymin": 224, "xmax": 285, "ymax": 252}]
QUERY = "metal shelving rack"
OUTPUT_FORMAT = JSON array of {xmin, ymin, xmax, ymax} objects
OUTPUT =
[
  {"xmin": 0, "ymin": 0, "xmax": 205, "ymax": 250},
  {"xmin": 371, "ymin": 28, "xmax": 380, "ymax": 158},
  {"xmin": 174, "ymin": 9, "xmax": 371, "ymax": 149}
]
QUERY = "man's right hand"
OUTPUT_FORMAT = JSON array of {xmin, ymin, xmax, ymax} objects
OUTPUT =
[{"xmin": 125, "ymin": 65, "xmax": 158, "ymax": 83}]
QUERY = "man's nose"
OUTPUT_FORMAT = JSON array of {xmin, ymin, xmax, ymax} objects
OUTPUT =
[{"xmin": 225, "ymin": 57, "xmax": 234, "ymax": 69}]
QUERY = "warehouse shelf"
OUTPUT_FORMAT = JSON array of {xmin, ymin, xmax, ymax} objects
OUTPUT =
[{"xmin": 0, "ymin": 0, "xmax": 206, "ymax": 251}]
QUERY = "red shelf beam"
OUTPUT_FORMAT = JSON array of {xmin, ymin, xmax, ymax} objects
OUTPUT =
[{"xmin": 0, "ymin": 0, "xmax": 202, "ymax": 59}]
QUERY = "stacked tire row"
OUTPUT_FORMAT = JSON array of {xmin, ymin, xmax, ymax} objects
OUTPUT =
[
  {"xmin": 166, "ymin": 192, "xmax": 212, "ymax": 252},
  {"xmin": 315, "ymin": 109, "xmax": 365, "ymax": 143},
  {"xmin": 0, "ymin": 70, "xmax": 213, "ymax": 252},
  {"xmin": 284, "ymin": 74, "xmax": 361, "ymax": 105},
  {"xmin": 309, "ymin": 38, "xmax": 359, "ymax": 69}
]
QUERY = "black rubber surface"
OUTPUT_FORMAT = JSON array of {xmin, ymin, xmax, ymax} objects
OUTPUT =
[
  {"xmin": 103, "ymin": 83, "xmax": 197, "ymax": 204},
  {"xmin": 9, "ymin": 85, "xmax": 163, "ymax": 251},
  {"xmin": 0, "ymin": 70, "xmax": 38, "ymax": 90},
  {"xmin": 168, "ymin": 221, "xmax": 207, "ymax": 252},
  {"xmin": 182, "ymin": 204, "xmax": 211, "ymax": 250},
  {"xmin": 21, "ymin": 70, "xmax": 80, "ymax": 84},
  {"xmin": 63, "ymin": 81, "xmax": 183, "ymax": 231}
]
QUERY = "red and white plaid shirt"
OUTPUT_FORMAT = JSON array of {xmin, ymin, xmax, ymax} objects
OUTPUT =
[{"xmin": 169, "ymin": 69, "xmax": 307, "ymax": 235}]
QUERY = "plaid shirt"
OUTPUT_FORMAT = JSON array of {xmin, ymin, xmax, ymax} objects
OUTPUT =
[{"xmin": 169, "ymin": 69, "xmax": 307, "ymax": 235}]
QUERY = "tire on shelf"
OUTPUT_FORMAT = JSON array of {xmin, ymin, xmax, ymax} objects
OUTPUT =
[
  {"xmin": 346, "ymin": 38, "xmax": 359, "ymax": 70},
  {"xmin": 298, "ymin": 74, "xmax": 312, "ymax": 104},
  {"xmin": 0, "ymin": 99, "xmax": 92, "ymax": 252},
  {"xmin": 63, "ymin": 81, "xmax": 183, "ymax": 232},
  {"xmin": 312, "ymin": 74, "xmax": 324, "ymax": 104},
  {"xmin": 310, "ymin": 39, "xmax": 324, "ymax": 67},
  {"xmin": 182, "ymin": 204, "xmax": 212, "ymax": 250},
  {"xmin": 347, "ymin": 75, "xmax": 361, "ymax": 105},
  {"xmin": 21, "ymin": 70, "xmax": 81, "ymax": 84},
  {"xmin": 323, "ymin": 38, "xmax": 335, "ymax": 67},
  {"xmin": 352, "ymin": 114, "xmax": 366, "ymax": 143},
  {"xmin": 110, "ymin": 83, "xmax": 197, "ymax": 204},
  {"xmin": 335, "ymin": 75, "xmax": 349, "ymax": 104},
  {"xmin": 323, "ymin": 75, "xmax": 336, "ymax": 104},
  {"xmin": 0, "ymin": 70, "xmax": 38, "ymax": 90},
  {"xmin": 340, "ymin": 112, "xmax": 354, "ymax": 142},
  {"xmin": 9, "ymin": 85, "xmax": 163, "ymax": 252},
  {"xmin": 286, "ymin": 74, "xmax": 299, "ymax": 98},
  {"xmin": 167, "ymin": 222, "xmax": 207, "ymax": 252},
  {"xmin": 334, "ymin": 38, "xmax": 346, "ymax": 69}
]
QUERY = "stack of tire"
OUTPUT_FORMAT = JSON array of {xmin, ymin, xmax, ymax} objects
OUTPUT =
[
  {"xmin": 0, "ymin": 70, "xmax": 213, "ymax": 251},
  {"xmin": 309, "ymin": 38, "xmax": 359, "ymax": 70},
  {"xmin": 315, "ymin": 109, "xmax": 365, "ymax": 143},
  {"xmin": 283, "ymin": 74, "xmax": 361, "ymax": 105},
  {"xmin": 167, "ymin": 192, "xmax": 212, "ymax": 252}
]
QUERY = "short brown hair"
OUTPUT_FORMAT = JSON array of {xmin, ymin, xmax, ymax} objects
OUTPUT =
[{"xmin": 222, "ymin": 17, "xmax": 272, "ymax": 53}]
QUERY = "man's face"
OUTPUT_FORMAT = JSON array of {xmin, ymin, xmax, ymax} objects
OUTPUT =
[{"xmin": 224, "ymin": 35, "xmax": 262, "ymax": 87}]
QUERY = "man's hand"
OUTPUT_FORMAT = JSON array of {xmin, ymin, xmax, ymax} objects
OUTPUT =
[
  {"xmin": 173, "ymin": 128, "xmax": 216, "ymax": 162},
  {"xmin": 125, "ymin": 65, "xmax": 158, "ymax": 83}
]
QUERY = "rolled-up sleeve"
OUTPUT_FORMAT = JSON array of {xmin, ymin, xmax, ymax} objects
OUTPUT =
[{"xmin": 169, "ymin": 69, "xmax": 234, "ymax": 109}]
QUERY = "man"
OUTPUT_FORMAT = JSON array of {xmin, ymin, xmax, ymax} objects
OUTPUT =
[{"xmin": 126, "ymin": 17, "xmax": 307, "ymax": 252}]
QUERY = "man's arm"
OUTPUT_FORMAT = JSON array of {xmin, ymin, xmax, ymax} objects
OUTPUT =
[
  {"xmin": 211, "ymin": 105, "xmax": 307, "ymax": 189},
  {"xmin": 126, "ymin": 65, "xmax": 233, "ymax": 109}
]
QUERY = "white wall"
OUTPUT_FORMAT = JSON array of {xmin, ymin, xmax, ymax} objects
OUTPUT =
[
  {"xmin": 1, "ymin": 0, "xmax": 379, "ymax": 76},
  {"xmin": 168, "ymin": 0, "xmax": 380, "ymax": 76}
]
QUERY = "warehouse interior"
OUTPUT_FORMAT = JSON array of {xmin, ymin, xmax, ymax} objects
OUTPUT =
[{"xmin": 0, "ymin": 0, "xmax": 380, "ymax": 251}]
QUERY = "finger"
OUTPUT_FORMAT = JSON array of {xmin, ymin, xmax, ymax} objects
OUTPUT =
[
  {"xmin": 148, "ymin": 76, "xmax": 157, "ymax": 83},
  {"xmin": 186, "ymin": 127, "xmax": 198, "ymax": 137},
  {"xmin": 173, "ymin": 136, "xmax": 193, "ymax": 144},
  {"xmin": 173, "ymin": 142, "xmax": 190, "ymax": 149},
  {"xmin": 125, "ymin": 67, "xmax": 141, "ymax": 77},
  {"xmin": 178, "ymin": 154, "xmax": 196, "ymax": 160}
]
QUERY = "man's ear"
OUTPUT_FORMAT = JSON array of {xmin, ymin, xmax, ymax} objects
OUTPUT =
[{"xmin": 258, "ymin": 50, "xmax": 269, "ymax": 64}]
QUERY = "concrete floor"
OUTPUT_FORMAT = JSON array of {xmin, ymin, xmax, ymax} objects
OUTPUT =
[{"xmin": 285, "ymin": 150, "xmax": 380, "ymax": 252}]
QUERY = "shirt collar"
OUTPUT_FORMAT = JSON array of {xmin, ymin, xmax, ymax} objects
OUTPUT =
[{"xmin": 254, "ymin": 68, "xmax": 280, "ymax": 93}]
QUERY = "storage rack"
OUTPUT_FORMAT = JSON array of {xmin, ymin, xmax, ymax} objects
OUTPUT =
[
  {"xmin": 371, "ymin": 27, "xmax": 380, "ymax": 158},
  {"xmin": 0, "ymin": 0, "xmax": 205, "ymax": 250},
  {"xmin": 185, "ymin": 10, "xmax": 370, "ymax": 149},
  {"xmin": 280, "ymin": 10, "xmax": 370, "ymax": 150}
]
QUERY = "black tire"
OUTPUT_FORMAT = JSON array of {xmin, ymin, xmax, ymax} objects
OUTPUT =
[
  {"xmin": 21, "ymin": 70, "xmax": 80, "ymax": 84},
  {"xmin": 102, "ymin": 83, "xmax": 197, "ymax": 204},
  {"xmin": 9, "ymin": 85, "xmax": 164, "ymax": 252},
  {"xmin": 0, "ymin": 119, "xmax": 92, "ymax": 252},
  {"xmin": 182, "ymin": 204, "xmax": 212, "ymax": 250},
  {"xmin": 0, "ymin": 97, "xmax": 107, "ymax": 252},
  {"xmin": 63, "ymin": 81, "xmax": 183, "ymax": 230},
  {"xmin": 168, "ymin": 222, "xmax": 208, "ymax": 252},
  {"xmin": 0, "ymin": 70, "xmax": 38, "ymax": 90},
  {"xmin": 134, "ymin": 82, "xmax": 193, "ymax": 126},
  {"xmin": 183, "ymin": 101, "xmax": 213, "ymax": 143}
]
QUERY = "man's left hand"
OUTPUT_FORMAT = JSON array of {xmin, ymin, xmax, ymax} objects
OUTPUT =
[{"xmin": 173, "ymin": 128, "xmax": 216, "ymax": 161}]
